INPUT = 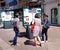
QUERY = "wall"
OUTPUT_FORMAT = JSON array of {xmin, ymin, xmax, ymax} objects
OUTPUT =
[
  {"xmin": 44, "ymin": 1, "xmax": 59, "ymax": 24},
  {"xmin": 44, "ymin": 0, "xmax": 55, "ymax": 2},
  {"xmin": 5, "ymin": 0, "xmax": 18, "ymax": 9}
]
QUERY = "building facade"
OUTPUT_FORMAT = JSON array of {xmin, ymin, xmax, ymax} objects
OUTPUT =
[
  {"xmin": 44, "ymin": 0, "xmax": 60, "ymax": 25},
  {"xmin": 0, "ymin": 0, "xmax": 6, "ymax": 8}
]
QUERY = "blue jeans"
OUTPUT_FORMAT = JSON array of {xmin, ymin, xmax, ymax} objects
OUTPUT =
[
  {"xmin": 13, "ymin": 27, "xmax": 19, "ymax": 44},
  {"xmin": 42, "ymin": 27, "xmax": 48, "ymax": 41}
]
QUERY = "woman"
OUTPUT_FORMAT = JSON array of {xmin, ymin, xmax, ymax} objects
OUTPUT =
[
  {"xmin": 33, "ymin": 13, "xmax": 42, "ymax": 46},
  {"xmin": 41, "ymin": 13, "xmax": 50, "ymax": 43}
]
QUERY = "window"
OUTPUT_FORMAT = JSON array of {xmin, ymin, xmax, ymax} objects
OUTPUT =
[{"xmin": 51, "ymin": 8, "xmax": 58, "ymax": 24}]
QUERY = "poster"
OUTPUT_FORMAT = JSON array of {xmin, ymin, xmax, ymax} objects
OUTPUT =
[
  {"xmin": 1, "ymin": 12, "xmax": 6, "ymax": 21},
  {"xmin": 23, "ymin": 6, "xmax": 41, "ymax": 26},
  {"xmin": 1, "ymin": 11, "xmax": 14, "ymax": 21},
  {"xmin": 23, "ymin": 7, "xmax": 29, "ymax": 26}
]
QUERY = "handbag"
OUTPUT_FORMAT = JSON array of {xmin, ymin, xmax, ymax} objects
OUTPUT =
[
  {"xmin": 30, "ymin": 24, "xmax": 35, "ymax": 30},
  {"xmin": 30, "ymin": 19, "xmax": 35, "ymax": 31}
]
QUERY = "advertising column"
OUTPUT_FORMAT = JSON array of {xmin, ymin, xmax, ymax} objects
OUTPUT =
[{"xmin": 23, "ymin": 6, "xmax": 41, "ymax": 27}]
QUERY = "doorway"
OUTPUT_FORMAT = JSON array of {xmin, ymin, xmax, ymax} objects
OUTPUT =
[{"xmin": 51, "ymin": 8, "xmax": 58, "ymax": 24}]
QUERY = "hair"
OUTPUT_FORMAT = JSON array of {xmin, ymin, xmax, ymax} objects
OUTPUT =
[
  {"xmin": 14, "ymin": 15, "xmax": 18, "ymax": 18},
  {"xmin": 44, "ymin": 13, "xmax": 48, "ymax": 17},
  {"xmin": 35, "ymin": 13, "xmax": 40, "ymax": 18}
]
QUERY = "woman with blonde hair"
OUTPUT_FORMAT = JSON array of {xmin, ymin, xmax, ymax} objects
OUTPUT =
[{"xmin": 33, "ymin": 13, "xmax": 42, "ymax": 46}]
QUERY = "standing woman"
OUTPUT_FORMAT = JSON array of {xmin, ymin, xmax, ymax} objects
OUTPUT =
[
  {"xmin": 33, "ymin": 13, "xmax": 42, "ymax": 46},
  {"xmin": 41, "ymin": 13, "xmax": 50, "ymax": 43}
]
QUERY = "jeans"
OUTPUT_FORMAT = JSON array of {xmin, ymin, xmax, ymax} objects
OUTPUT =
[
  {"xmin": 13, "ymin": 27, "xmax": 19, "ymax": 44},
  {"xmin": 42, "ymin": 27, "xmax": 48, "ymax": 41}
]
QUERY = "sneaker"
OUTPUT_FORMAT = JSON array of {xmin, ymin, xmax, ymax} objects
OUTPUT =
[
  {"xmin": 17, "ymin": 43, "xmax": 20, "ymax": 46},
  {"xmin": 9, "ymin": 40, "xmax": 13, "ymax": 43},
  {"xmin": 39, "ymin": 43, "xmax": 42, "ymax": 47},
  {"xmin": 46, "ymin": 41, "xmax": 48, "ymax": 43},
  {"xmin": 33, "ymin": 42, "xmax": 37, "ymax": 46},
  {"xmin": 41, "ymin": 41, "xmax": 45, "ymax": 43},
  {"xmin": 11, "ymin": 43, "xmax": 16, "ymax": 46}
]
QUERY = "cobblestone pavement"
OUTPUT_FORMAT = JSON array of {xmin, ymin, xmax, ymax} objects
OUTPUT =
[{"xmin": 0, "ymin": 22, "xmax": 60, "ymax": 50}]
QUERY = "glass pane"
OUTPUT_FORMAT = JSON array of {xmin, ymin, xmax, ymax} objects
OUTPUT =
[{"xmin": 51, "ymin": 8, "xmax": 58, "ymax": 24}]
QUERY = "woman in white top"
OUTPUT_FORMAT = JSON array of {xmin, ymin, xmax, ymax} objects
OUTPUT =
[{"xmin": 33, "ymin": 13, "xmax": 42, "ymax": 46}]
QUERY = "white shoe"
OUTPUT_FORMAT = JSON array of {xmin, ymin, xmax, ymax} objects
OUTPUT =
[
  {"xmin": 17, "ymin": 43, "xmax": 20, "ymax": 46},
  {"xmin": 41, "ymin": 41, "xmax": 45, "ymax": 43},
  {"xmin": 46, "ymin": 41, "xmax": 48, "ymax": 43}
]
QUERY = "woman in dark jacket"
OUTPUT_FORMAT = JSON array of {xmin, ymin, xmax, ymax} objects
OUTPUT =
[{"xmin": 41, "ymin": 13, "xmax": 50, "ymax": 43}]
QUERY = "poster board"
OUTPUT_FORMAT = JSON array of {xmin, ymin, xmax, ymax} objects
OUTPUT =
[
  {"xmin": 1, "ymin": 11, "xmax": 14, "ymax": 21},
  {"xmin": 23, "ymin": 6, "xmax": 41, "ymax": 26}
]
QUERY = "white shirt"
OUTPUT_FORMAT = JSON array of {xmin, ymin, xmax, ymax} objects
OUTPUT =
[{"xmin": 12, "ymin": 18, "xmax": 20, "ymax": 28}]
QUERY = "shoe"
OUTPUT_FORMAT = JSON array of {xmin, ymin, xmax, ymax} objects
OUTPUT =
[
  {"xmin": 33, "ymin": 42, "xmax": 37, "ymax": 46},
  {"xmin": 46, "ymin": 41, "xmax": 48, "ymax": 43},
  {"xmin": 16, "ymin": 43, "xmax": 20, "ymax": 46},
  {"xmin": 11, "ymin": 43, "xmax": 16, "ymax": 46},
  {"xmin": 39, "ymin": 43, "xmax": 42, "ymax": 47},
  {"xmin": 9, "ymin": 40, "xmax": 13, "ymax": 43},
  {"xmin": 41, "ymin": 41, "xmax": 45, "ymax": 43}
]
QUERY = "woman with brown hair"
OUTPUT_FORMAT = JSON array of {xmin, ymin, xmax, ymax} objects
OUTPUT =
[
  {"xmin": 33, "ymin": 13, "xmax": 42, "ymax": 46},
  {"xmin": 41, "ymin": 13, "xmax": 50, "ymax": 43}
]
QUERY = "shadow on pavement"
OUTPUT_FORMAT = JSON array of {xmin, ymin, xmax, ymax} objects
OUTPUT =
[
  {"xmin": 9, "ymin": 32, "xmax": 27, "ymax": 44},
  {"xmin": 18, "ymin": 32, "xmax": 27, "ymax": 38},
  {"xmin": 24, "ymin": 40, "xmax": 34, "ymax": 46}
]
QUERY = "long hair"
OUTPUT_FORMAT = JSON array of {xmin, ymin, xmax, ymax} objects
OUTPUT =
[
  {"xmin": 35, "ymin": 13, "xmax": 40, "ymax": 18},
  {"xmin": 44, "ymin": 13, "xmax": 48, "ymax": 17}
]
